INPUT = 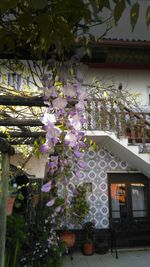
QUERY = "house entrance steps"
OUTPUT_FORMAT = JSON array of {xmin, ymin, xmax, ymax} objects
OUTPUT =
[{"xmin": 85, "ymin": 98, "xmax": 150, "ymax": 178}]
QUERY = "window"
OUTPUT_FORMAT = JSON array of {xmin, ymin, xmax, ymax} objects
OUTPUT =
[
  {"xmin": 131, "ymin": 183, "xmax": 147, "ymax": 217},
  {"xmin": 110, "ymin": 183, "xmax": 126, "ymax": 218},
  {"xmin": 108, "ymin": 173, "xmax": 150, "ymax": 220}
]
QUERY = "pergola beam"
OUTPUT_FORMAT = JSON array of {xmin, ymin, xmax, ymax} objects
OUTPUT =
[
  {"xmin": 0, "ymin": 95, "xmax": 45, "ymax": 106},
  {"xmin": 0, "ymin": 95, "xmax": 75, "ymax": 107},
  {"xmin": 0, "ymin": 119, "xmax": 43, "ymax": 127},
  {"xmin": 9, "ymin": 138, "xmax": 36, "ymax": 145},
  {"xmin": 1, "ymin": 110, "xmax": 30, "ymax": 133},
  {"xmin": 0, "ymin": 131, "xmax": 45, "ymax": 138}
]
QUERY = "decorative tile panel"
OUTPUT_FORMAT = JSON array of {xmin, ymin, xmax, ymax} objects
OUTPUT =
[{"xmin": 57, "ymin": 145, "xmax": 133, "ymax": 229}]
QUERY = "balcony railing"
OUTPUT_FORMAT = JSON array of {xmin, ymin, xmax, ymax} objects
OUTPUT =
[{"xmin": 85, "ymin": 98, "xmax": 150, "ymax": 153}]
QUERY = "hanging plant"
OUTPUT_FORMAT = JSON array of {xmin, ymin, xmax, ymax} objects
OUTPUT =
[{"xmin": 40, "ymin": 60, "xmax": 88, "ymax": 212}]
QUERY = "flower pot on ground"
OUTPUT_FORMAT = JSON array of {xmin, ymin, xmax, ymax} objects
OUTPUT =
[
  {"xmin": 60, "ymin": 230, "xmax": 76, "ymax": 248},
  {"xmin": 7, "ymin": 196, "xmax": 16, "ymax": 216},
  {"xmin": 83, "ymin": 242, "xmax": 94, "ymax": 256},
  {"xmin": 82, "ymin": 221, "xmax": 95, "ymax": 256},
  {"xmin": 7, "ymin": 181, "xmax": 18, "ymax": 216}
]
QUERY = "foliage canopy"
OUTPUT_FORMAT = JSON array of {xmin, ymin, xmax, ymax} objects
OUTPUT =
[{"xmin": 0, "ymin": 0, "xmax": 148, "ymax": 59}]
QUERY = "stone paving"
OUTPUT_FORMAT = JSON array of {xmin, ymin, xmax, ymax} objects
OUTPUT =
[{"xmin": 62, "ymin": 249, "xmax": 150, "ymax": 267}]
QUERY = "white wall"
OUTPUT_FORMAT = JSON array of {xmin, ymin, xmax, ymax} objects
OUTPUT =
[
  {"xmin": 85, "ymin": 67, "xmax": 150, "ymax": 110},
  {"xmin": 10, "ymin": 153, "xmax": 48, "ymax": 179}
]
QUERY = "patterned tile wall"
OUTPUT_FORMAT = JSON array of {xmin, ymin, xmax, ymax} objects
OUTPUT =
[{"xmin": 57, "ymin": 146, "xmax": 132, "ymax": 229}]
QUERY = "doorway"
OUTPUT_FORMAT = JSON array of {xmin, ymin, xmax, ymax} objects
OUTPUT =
[
  {"xmin": 108, "ymin": 173, "xmax": 150, "ymax": 221},
  {"xmin": 108, "ymin": 173, "xmax": 150, "ymax": 247}
]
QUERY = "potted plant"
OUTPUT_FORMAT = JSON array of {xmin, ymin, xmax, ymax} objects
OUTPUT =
[
  {"xmin": 60, "ymin": 184, "xmax": 90, "ymax": 249},
  {"xmin": 82, "ymin": 221, "xmax": 95, "ymax": 256},
  {"xmin": 7, "ymin": 182, "xmax": 18, "ymax": 216},
  {"xmin": 59, "ymin": 230, "xmax": 76, "ymax": 249}
]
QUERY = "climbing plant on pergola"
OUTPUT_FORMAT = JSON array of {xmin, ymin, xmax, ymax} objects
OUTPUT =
[{"xmin": 0, "ymin": 91, "xmax": 47, "ymax": 266}]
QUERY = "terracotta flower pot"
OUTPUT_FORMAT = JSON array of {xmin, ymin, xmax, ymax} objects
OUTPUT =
[
  {"xmin": 60, "ymin": 231, "xmax": 76, "ymax": 248},
  {"xmin": 7, "ymin": 196, "xmax": 16, "ymax": 216},
  {"xmin": 83, "ymin": 242, "xmax": 94, "ymax": 255}
]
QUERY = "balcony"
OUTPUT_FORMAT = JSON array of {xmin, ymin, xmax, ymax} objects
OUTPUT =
[{"xmin": 85, "ymin": 98, "xmax": 150, "ymax": 153}]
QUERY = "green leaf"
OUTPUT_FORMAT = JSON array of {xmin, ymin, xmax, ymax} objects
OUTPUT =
[
  {"xmin": 130, "ymin": 2, "xmax": 139, "ymax": 31},
  {"xmin": 37, "ymin": 13, "xmax": 50, "ymax": 34},
  {"xmin": 114, "ymin": 0, "xmax": 126, "ymax": 24},
  {"xmin": 0, "ymin": 0, "xmax": 18, "ymax": 12},
  {"xmin": 18, "ymin": 13, "xmax": 33, "ymax": 27},
  {"xmin": 30, "ymin": 0, "xmax": 48, "ymax": 10},
  {"xmin": 146, "ymin": 6, "xmax": 150, "ymax": 28}
]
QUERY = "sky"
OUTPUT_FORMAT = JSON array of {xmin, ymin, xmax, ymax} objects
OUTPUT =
[{"xmin": 90, "ymin": 0, "xmax": 150, "ymax": 41}]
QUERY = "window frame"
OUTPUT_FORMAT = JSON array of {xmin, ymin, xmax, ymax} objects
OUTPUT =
[{"xmin": 108, "ymin": 173, "xmax": 150, "ymax": 221}]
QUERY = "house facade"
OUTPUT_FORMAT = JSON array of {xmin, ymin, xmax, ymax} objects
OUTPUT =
[{"xmin": 5, "ymin": 39, "xmax": 150, "ymax": 248}]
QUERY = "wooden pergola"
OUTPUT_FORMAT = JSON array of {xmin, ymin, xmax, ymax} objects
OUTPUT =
[{"xmin": 0, "ymin": 94, "xmax": 47, "ymax": 267}]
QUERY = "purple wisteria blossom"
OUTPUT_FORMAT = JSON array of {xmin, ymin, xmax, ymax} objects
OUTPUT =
[
  {"xmin": 42, "ymin": 181, "xmax": 53, "ymax": 192},
  {"xmin": 40, "ymin": 125, "xmax": 61, "ymax": 153},
  {"xmin": 69, "ymin": 113, "xmax": 82, "ymax": 131},
  {"xmin": 55, "ymin": 206, "xmax": 62, "ymax": 213},
  {"xmin": 77, "ymin": 88, "xmax": 88, "ymax": 100},
  {"xmin": 41, "ymin": 113, "xmax": 56, "ymax": 126},
  {"xmin": 65, "ymin": 132, "xmax": 77, "ymax": 147},
  {"xmin": 62, "ymin": 85, "xmax": 77, "ymax": 98},
  {"xmin": 40, "ymin": 64, "xmax": 88, "ymax": 225},
  {"xmin": 52, "ymin": 97, "xmax": 67, "ymax": 109},
  {"xmin": 60, "ymin": 159, "xmax": 68, "ymax": 173},
  {"xmin": 45, "ymin": 87, "xmax": 58, "ymax": 98},
  {"xmin": 46, "ymin": 126, "xmax": 61, "ymax": 147},
  {"xmin": 77, "ymin": 160, "xmax": 88, "ymax": 169},
  {"xmin": 75, "ymin": 100, "xmax": 86, "ymax": 111},
  {"xmin": 48, "ymin": 156, "xmax": 58, "ymax": 174},
  {"xmin": 46, "ymin": 199, "xmax": 55, "ymax": 207},
  {"xmin": 40, "ymin": 143, "xmax": 50, "ymax": 154},
  {"xmin": 74, "ymin": 150, "xmax": 84, "ymax": 158}
]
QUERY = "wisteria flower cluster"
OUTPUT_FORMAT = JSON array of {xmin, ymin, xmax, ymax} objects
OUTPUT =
[{"xmin": 40, "ymin": 62, "xmax": 88, "ymax": 209}]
